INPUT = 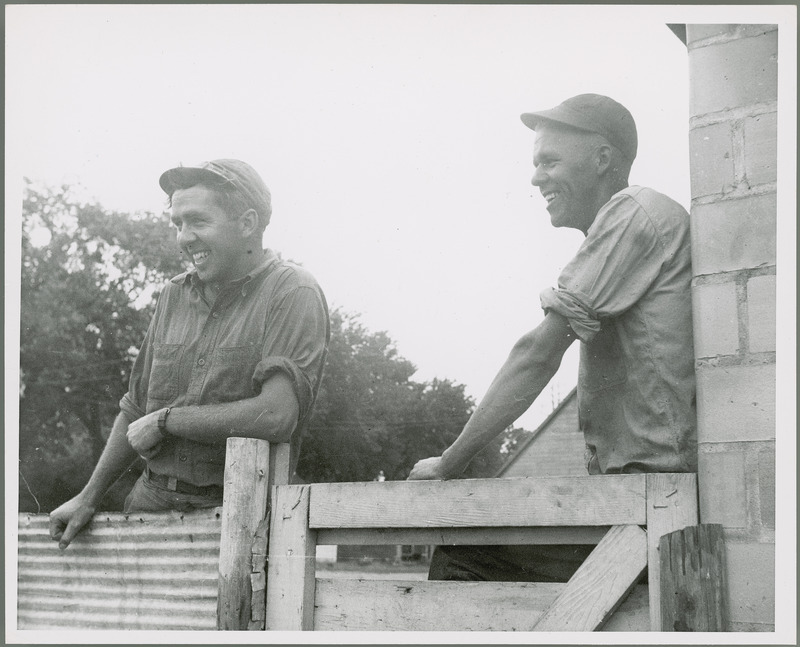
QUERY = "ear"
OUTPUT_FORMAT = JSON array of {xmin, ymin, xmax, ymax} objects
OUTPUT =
[
  {"xmin": 595, "ymin": 143, "xmax": 613, "ymax": 176},
  {"xmin": 239, "ymin": 208, "xmax": 259, "ymax": 238}
]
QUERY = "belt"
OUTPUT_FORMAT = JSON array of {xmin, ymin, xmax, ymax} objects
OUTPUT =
[{"xmin": 145, "ymin": 467, "xmax": 224, "ymax": 497}]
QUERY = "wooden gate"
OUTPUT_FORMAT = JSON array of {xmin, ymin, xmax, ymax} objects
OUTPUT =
[{"xmin": 263, "ymin": 472, "xmax": 698, "ymax": 631}]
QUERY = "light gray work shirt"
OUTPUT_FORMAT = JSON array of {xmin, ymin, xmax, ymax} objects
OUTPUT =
[{"xmin": 541, "ymin": 186, "xmax": 697, "ymax": 474}]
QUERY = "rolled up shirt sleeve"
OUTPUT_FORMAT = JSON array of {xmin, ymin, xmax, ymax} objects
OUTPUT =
[
  {"xmin": 540, "ymin": 192, "xmax": 665, "ymax": 344},
  {"xmin": 119, "ymin": 291, "xmax": 165, "ymax": 421},
  {"xmin": 252, "ymin": 284, "xmax": 329, "ymax": 425}
]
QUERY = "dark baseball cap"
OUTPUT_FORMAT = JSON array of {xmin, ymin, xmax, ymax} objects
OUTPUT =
[
  {"xmin": 159, "ymin": 158, "xmax": 272, "ymax": 226},
  {"xmin": 521, "ymin": 94, "xmax": 638, "ymax": 162}
]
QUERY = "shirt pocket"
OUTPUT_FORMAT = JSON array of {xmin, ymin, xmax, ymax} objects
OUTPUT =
[
  {"xmin": 147, "ymin": 343, "xmax": 184, "ymax": 402},
  {"xmin": 208, "ymin": 345, "xmax": 258, "ymax": 402}
]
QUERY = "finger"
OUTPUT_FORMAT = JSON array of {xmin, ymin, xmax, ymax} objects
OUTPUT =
[
  {"xmin": 58, "ymin": 517, "xmax": 85, "ymax": 550},
  {"xmin": 48, "ymin": 516, "xmax": 65, "ymax": 541}
]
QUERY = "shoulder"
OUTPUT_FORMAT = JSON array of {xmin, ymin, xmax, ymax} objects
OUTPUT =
[
  {"xmin": 607, "ymin": 186, "xmax": 689, "ymax": 223},
  {"xmin": 592, "ymin": 186, "xmax": 689, "ymax": 237},
  {"xmin": 255, "ymin": 254, "xmax": 327, "ymax": 308},
  {"xmin": 269, "ymin": 258, "xmax": 324, "ymax": 293}
]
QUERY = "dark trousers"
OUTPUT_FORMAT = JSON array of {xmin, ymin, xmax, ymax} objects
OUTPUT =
[{"xmin": 428, "ymin": 544, "xmax": 595, "ymax": 583}]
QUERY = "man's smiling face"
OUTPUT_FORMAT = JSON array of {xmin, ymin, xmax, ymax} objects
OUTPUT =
[
  {"xmin": 531, "ymin": 124, "xmax": 604, "ymax": 234},
  {"xmin": 171, "ymin": 185, "xmax": 248, "ymax": 286}
]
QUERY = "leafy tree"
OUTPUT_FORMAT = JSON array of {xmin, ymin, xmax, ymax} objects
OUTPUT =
[
  {"xmin": 297, "ymin": 310, "xmax": 476, "ymax": 483},
  {"xmin": 18, "ymin": 181, "xmax": 517, "ymax": 512},
  {"xmin": 19, "ymin": 181, "xmax": 184, "ymax": 512}
]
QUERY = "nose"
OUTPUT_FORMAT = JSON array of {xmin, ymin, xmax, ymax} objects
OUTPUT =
[
  {"xmin": 531, "ymin": 165, "xmax": 546, "ymax": 187},
  {"xmin": 176, "ymin": 224, "xmax": 196, "ymax": 249}
]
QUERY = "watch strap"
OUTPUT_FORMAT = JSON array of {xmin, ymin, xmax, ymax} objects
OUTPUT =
[{"xmin": 157, "ymin": 407, "xmax": 171, "ymax": 439}]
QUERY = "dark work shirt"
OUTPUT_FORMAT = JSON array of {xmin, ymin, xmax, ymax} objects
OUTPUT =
[{"xmin": 120, "ymin": 249, "xmax": 330, "ymax": 486}]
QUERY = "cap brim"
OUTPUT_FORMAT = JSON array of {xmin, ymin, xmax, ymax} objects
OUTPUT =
[
  {"xmin": 159, "ymin": 166, "xmax": 229, "ymax": 195},
  {"xmin": 520, "ymin": 108, "xmax": 595, "ymax": 135}
]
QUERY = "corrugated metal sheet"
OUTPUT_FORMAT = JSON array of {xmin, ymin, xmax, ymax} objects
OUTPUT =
[{"xmin": 17, "ymin": 509, "xmax": 222, "ymax": 630}]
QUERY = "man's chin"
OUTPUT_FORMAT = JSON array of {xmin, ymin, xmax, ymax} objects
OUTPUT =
[{"xmin": 548, "ymin": 210, "xmax": 568, "ymax": 229}]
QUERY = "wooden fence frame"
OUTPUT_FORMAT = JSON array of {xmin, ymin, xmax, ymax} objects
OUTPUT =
[
  {"xmin": 246, "ymin": 450, "xmax": 699, "ymax": 632},
  {"xmin": 216, "ymin": 438, "xmax": 292, "ymax": 629},
  {"xmin": 17, "ymin": 438, "xmax": 700, "ymax": 632}
]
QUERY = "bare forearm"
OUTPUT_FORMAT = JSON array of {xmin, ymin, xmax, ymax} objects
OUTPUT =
[
  {"xmin": 80, "ymin": 411, "xmax": 139, "ymax": 504},
  {"xmin": 440, "ymin": 313, "xmax": 575, "ymax": 478},
  {"xmin": 166, "ymin": 374, "xmax": 299, "ymax": 445}
]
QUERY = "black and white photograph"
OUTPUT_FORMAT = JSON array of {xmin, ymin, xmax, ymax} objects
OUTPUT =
[{"xmin": 5, "ymin": 3, "xmax": 795, "ymax": 643}]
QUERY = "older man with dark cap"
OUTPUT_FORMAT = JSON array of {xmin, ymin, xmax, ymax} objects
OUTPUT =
[
  {"xmin": 409, "ymin": 95, "xmax": 696, "ymax": 582},
  {"xmin": 50, "ymin": 159, "xmax": 330, "ymax": 549}
]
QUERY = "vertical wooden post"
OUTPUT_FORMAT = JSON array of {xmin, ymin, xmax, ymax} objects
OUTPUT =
[
  {"xmin": 645, "ymin": 473, "xmax": 699, "ymax": 631},
  {"xmin": 265, "ymin": 484, "xmax": 316, "ymax": 630},
  {"xmin": 217, "ymin": 439, "xmax": 291, "ymax": 630},
  {"xmin": 659, "ymin": 523, "xmax": 728, "ymax": 631}
]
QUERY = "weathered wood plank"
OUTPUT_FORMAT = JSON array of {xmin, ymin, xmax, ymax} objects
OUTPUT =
[
  {"xmin": 601, "ymin": 584, "xmax": 650, "ymax": 632},
  {"xmin": 316, "ymin": 526, "xmax": 609, "ymax": 546},
  {"xmin": 265, "ymin": 485, "xmax": 316, "ymax": 630},
  {"xmin": 313, "ymin": 578, "xmax": 561, "ymax": 631},
  {"xmin": 308, "ymin": 476, "xmax": 647, "ymax": 529},
  {"xmin": 660, "ymin": 524, "xmax": 728, "ymax": 631},
  {"xmin": 645, "ymin": 473, "xmax": 698, "ymax": 631},
  {"xmin": 268, "ymin": 442, "xmax": 292, "ymax": 487},
  {"xmin": 533, "ymin": 524, "xmax": 647, "ymax": 631},
  {"xmin": 217, "ymin": 438, "xmax": 271, "ymax": 630}
]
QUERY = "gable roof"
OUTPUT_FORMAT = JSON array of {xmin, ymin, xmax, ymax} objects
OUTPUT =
[{"xmin": 494, "ymin": 386, "xmax": 578, "ymax": 477}]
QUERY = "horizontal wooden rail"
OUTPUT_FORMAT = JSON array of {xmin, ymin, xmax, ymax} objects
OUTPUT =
[
  {"xmin": 314, "ymin": 579, "xmax": 561, "ymax": 631},
  {"xmin": 313, "ymin": 581, "xmax": 650, "ymax": 631},
  {"xmin": 316, "ymin": 525, "xmax": 610, "ymax": 546},
  {"xmin": 308, "ymin": 475, "xmax": 647, "ymax": 528}
]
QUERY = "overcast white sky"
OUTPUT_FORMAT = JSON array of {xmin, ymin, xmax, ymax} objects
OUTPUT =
[{"xmin": 4, "ymin": 4, "xmax": 792, "ymax": 431}]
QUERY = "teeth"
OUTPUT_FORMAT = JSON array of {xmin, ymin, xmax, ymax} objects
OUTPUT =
[
  {"xmin": 543, "ymin": 192, "xmax": 558, "ymax": 204},
  {"xmin": 192, "ymin": 250, "xmax": 210, "ymax": 263}
]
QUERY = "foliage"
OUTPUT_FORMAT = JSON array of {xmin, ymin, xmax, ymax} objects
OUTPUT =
[
  {"xmin": 18, "ymin": 181, "xmax": 523, "ymax": 512},
  {"xmin": 18, "ymin": 181, "xmax": 185, "ymax": 512},
  {"xmin": 297, "ymin": 309, "xmax": 476, "ymax": 482}
]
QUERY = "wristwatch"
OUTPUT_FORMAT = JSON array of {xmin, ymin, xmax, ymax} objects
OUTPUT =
[{"xmin": 157, "ymin": 407, "xmax": 172, "ymax": 439}]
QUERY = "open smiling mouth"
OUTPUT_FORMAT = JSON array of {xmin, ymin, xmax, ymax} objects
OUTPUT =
[
  {"xmin": 543, "ymin": 191, "xmax": 560, "ymax": 207},
  {"xmin": 192, "ymin": 250, "xmax": 211, "ymax": 265}
]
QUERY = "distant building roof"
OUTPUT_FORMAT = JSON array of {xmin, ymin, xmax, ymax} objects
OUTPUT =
[{"xmin": 494, "ymin": 387, "xmax": 579, "ymax": 477}]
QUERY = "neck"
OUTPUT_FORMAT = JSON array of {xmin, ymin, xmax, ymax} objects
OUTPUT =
[{"xmin": 579, "ymin": 182, "xmax": 629, "ymax": 236}]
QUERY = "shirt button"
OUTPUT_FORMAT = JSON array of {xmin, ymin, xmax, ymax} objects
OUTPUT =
[
  {"xmin": 212, "ymin": 311, "xmax": 219, "ymax": 318},
  {"xmin": 198, "ymin": 358, "xmax": 205, "ymax": 366},
  {"xmin": 179, "ymin": 455, "xmax": 187, "ymax": 462}
]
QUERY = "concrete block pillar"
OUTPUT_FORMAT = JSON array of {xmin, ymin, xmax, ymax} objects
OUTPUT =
[{"xmin": 686, "ymin": 23, "xmax": 777, "ymax": 631}]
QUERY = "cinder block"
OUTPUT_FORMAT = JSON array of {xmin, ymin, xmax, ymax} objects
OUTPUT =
[
  {"xmin": 692, "ymin": 282, "xmax": 739, "ymax": 357},
  {"xmin": 757, "ymin": 449, "xmax": 775, "ymax": 530},
  {"xmin": 687, "ymin": 24, "xmax": 778, "ymax": 47},
  {"xmin": 725, "ymin": 541, "xmax": 775, "ymax": 626},
  {"xmin": 698, "ymin": 449, "xmax": 747, "ymax": 527},
  {"xmin": 689, "ymin": 122, "xmax": 735, "ymax": 197},
  {"xmin": 691, "ymin": 193, "xmax": 777, "ymax": 274},
  {"xmin": 689, "ymin": 30, "xmax": 778, "ymax": 116},
  {"xmin": 744, "ymin": 112, "xmax": 778, "ymax": 186},
  {"xmin": 696, "ymin": 363, "xmax": 776, "ymax": 443},
  {"xmin": 747, "ymin": 274, "xmax": 776, "ymax": 353},
  {"xmin": 686, "ymin": 24, "xmax": 736, "ymax": 45}
]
